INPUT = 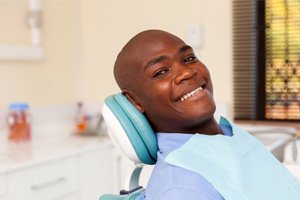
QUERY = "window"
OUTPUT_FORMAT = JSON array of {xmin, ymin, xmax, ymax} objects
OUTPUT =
[
  {"xmin": 233, "ymin": 0, "xmax": 300, "ymax": 121},
  {"xmin": 265, "ymin": 0, "xmax": 300, "ymax": 120}
]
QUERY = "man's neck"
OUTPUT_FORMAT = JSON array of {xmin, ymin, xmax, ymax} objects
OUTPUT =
[
  {"xmin": 190, "ymin": 117, "xmax": 223, "ymax": 135},
  {"xmin": 160, "ymin": 117, "xmax": 224, "ymax": 135}
]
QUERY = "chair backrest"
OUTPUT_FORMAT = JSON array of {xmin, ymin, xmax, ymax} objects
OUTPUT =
[
  {"xmin": 100, "ymin": 93, "xmax": 157, "ymax": 199},
  {"xmin": 102, "ymin": 93, "xmax": 158, "ymax": 165}
]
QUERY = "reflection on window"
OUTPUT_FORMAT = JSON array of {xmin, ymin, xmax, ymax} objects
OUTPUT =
[{"xmin": 265, "ymin": 0, "xmax": 300, "ymax": 120}]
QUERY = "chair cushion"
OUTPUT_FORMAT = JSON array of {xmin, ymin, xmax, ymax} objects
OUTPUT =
[{"xmin": 102, "ymin": 93, "xmax": 157, "ymax": 164}]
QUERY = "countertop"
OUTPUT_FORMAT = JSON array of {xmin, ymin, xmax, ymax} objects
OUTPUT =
[{"xmin": 0, "ymin": 128, "xmax": 112, "ymax": 174}]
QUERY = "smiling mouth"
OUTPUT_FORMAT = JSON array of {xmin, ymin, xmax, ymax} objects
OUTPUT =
[{"xmin": 178, "ymin": 84, "xmax": 206, "ymax": 102}]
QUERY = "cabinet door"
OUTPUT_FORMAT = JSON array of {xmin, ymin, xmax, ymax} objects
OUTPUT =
[
  {"xmin": 7, "ymin": 156, "xmax": 79, "ymax": 200},
  {"xmin": 79, "ymin": 145, "xmax": 115, "ymax": 200},
  {"xmin": 0, "ymin": 174, "xmax": 7, "ymax": 200},
  {"xmin": 55, "ymin": 193, "xmax": 80, "ymax": 200},
  {"xmin": 0, "ymin": 196, "xmax": 8, "ymax": 200}
]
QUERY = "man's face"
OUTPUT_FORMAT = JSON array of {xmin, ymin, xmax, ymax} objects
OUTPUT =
[{"xmin": 124, "ymin": 33, "xmax": 216, "ymax": 133}]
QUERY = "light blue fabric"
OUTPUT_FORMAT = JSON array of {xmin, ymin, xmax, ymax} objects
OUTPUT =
[
  {"xmin": 165, "ymin": 117, "xmax": 300, "ymax": 200},
  {"xmin": 143, "ymin": 124, "xmax": 232, "ymax": 200}
]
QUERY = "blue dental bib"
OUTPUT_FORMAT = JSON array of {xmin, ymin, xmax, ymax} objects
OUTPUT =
[{"xmin": 165, "ymin": 117, "xmax": 300, "ymax": 200}]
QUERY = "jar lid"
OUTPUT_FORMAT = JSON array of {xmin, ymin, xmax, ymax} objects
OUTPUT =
[{"xmin": 9, "ymin": 103, "xmax": 29, "ymax": 110}]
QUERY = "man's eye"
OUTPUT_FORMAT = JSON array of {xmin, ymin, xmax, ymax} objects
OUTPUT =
[
  {"xmin": 184, "ymin": 55, "xmax": 197, "ymax": 63},
  {"xmin": 153, "ymin": 69, "xmax": 168, "ymax": 78}
]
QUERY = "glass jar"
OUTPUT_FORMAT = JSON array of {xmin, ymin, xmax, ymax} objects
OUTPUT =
[
  {"xmin": 7, "ymin": 103, "xmax": 31, "ymax": 142},
  {"xmin": 75, "ymin": 102, "xmax": 87, "ymax": 133}
]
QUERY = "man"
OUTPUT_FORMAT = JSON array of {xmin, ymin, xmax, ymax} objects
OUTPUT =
[
  {"xmin": 114, "ymin": 30, "xmax": 221, "ymax": 135},
  {"xmin": 114, "ymin": 29, "xmax": 228, "ymax": 199},
  {"xmin": 113, "ymin": 30, "xmax": 300, "ymax": 200}
]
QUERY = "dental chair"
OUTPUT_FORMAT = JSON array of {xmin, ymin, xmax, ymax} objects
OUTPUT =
[{"xmin": 100, "ymin": 93, "xmax": 158, "ymax": 200}]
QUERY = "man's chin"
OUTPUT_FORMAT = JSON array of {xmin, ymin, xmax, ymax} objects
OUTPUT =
[{"xmin": 185, "ymin": 104, "xmax": 216, "ymax": 121}]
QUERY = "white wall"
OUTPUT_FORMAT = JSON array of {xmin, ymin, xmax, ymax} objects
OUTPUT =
[
  {"xmin": 0, "ymin": 0, "xmax": 77, "ymax": 108},
  {"xmin": 0, "ymin": 0, "xmax": 232, "ymax": 113},
  {"xmin": 79, "ymin": 0, "xmax": 233, "ymax": 107}
]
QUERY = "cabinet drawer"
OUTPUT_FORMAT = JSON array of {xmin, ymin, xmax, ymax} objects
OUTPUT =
[{"xmin": 8, "ymin": 157, "xmax": 79, "ymax": 200}]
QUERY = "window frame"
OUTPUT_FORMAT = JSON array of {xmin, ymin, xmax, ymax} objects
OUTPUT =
[{"xmin": 233, "ymin": 0, "xmax": 300, "ymax": 123}]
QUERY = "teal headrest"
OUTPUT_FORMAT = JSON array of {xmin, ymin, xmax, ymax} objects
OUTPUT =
[{"xmin": 102, "ymin": 93, "xmax": 157, "ymax": 165}]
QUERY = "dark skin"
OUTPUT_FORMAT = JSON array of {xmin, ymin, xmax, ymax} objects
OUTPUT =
[{"xmin": 114, "ymin": 30, "xmax": 223, "ymax": 135}]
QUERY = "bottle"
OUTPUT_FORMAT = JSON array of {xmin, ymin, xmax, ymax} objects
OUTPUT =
[
  {"xmin": 76, "ymin": 102, "xmax": 87, "ymax": 133},
  {"xmin": 7, "ymin": 103, "xmax": 31, "ymax": 142}
]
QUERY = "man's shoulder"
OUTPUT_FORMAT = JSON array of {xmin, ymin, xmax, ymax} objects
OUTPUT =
[
  {"xmin": 153, "ymin": 186, "xmax": 215, "ymax": 200},
  {"xmin": 144, "ymin": 155, "xmax": 223, "ymax": 200},
  {"xmin": 150, "ymin": 153, "xmax": 203, "ymax": 184}
]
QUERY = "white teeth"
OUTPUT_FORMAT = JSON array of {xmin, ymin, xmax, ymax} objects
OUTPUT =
[{"xmin": 179, "ymin": 86, "xmax": 203, "ymax": 102}]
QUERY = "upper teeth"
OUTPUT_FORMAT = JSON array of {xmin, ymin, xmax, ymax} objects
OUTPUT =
[{"xmin": 179, "ymin": 87, "xmax": 203, "ymax": 102}]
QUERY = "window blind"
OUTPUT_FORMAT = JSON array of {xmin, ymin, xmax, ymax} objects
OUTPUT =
[{"xmin": 232, "ymin": 0, "xmax": 259, "ymax": 120}]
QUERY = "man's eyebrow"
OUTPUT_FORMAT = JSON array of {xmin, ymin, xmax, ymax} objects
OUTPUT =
[
  {"xmin": 144, "ymin": 55, "xmax": 168, "ymax": 71},
  {"xmin": 143, "ymin": 45, "xmax": 193, "ymax": 71},
  {"xmin": 178, "ymin": 45, "xmax": 193, "ymax": 54}
]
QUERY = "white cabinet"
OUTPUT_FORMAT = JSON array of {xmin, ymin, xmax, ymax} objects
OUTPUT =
[
  {"xmin": 0, "ymin": 174, "xmax": 8, "ymax": 200},
  {"xmin": 79, "ymin": 145, "xmax": 115, "ymax": 200},
  {"xmin": 7, "ymin": 157, "xmax": 79, "ymax": 200},
  {"xmin": 1, "ymin": 136, "xmax": 118, "ymax": 200}
]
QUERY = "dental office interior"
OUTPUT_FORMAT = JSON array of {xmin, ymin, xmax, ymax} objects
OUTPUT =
[{"xmin": 0, "ymin": 0, "xmax": 300, "ymax": 199}]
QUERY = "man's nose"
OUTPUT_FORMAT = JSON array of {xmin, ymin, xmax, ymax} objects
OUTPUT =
[{"xmin": 174, "ymin": 64, "xmax": 197, "ymax": 85}]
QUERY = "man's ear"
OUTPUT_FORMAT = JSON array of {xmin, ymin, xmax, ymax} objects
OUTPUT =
[{"xmin": 122, "ymin": 89, "xmax": 145, "ymax": 113}]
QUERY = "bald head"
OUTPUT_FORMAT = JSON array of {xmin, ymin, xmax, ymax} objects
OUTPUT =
[
  {"xmin": 112, "ymin": 29, "xmax": 219, "ymax": 134},
  {"xmin": 114, "ymin": 30, "xmax": 184, "ymax": 91}
]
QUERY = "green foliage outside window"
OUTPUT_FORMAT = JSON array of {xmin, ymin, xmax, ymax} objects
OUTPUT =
[{"xmin": 265, "ymin": 0, "xmax": 300, "ymax": 120}]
